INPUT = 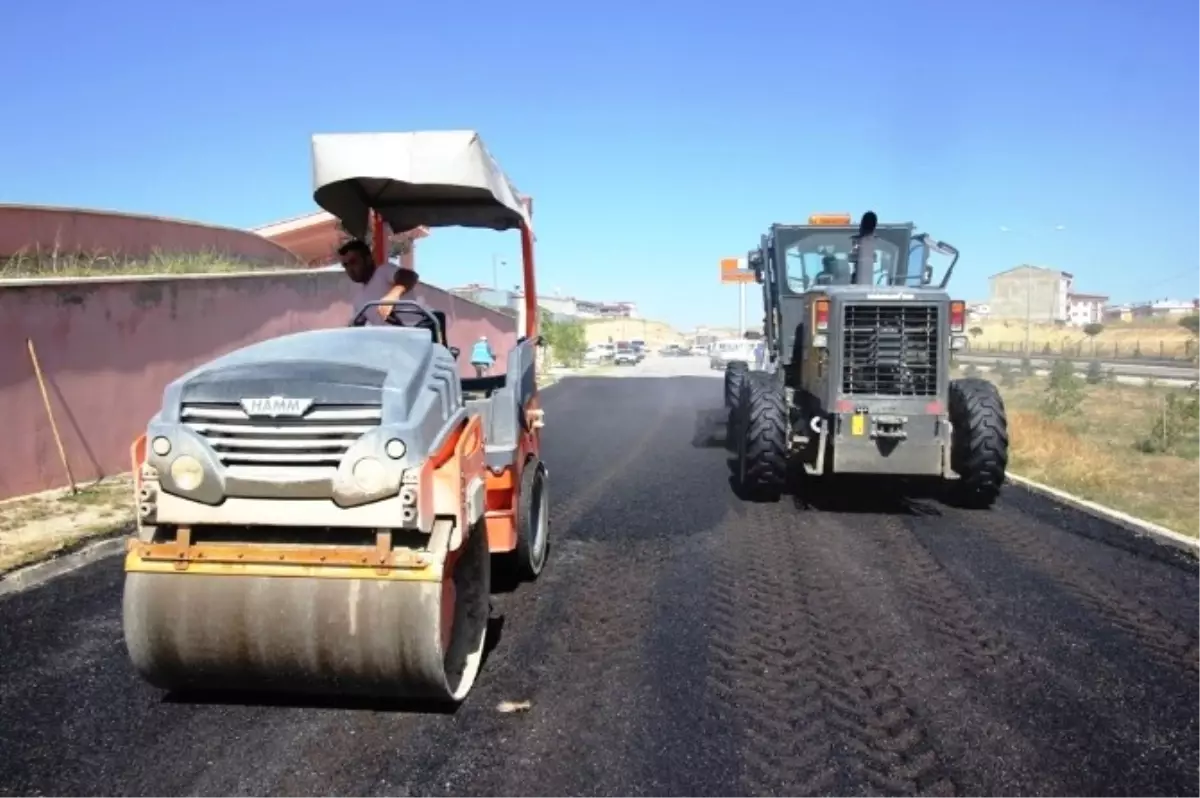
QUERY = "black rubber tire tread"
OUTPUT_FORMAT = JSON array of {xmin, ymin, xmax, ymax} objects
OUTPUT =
[
  {"xmin": 724, "ymin": 360, "xmax": 749, "ymax": 408},
  {"xmin": 513, "ymin": 457, "xmax": 549, "ymax": 581},
  {"xmin": 947, "ymin": 377, "xmax": 1009, "ymax": 509},
  {"xmin": 739, "ymin": 373, "xmax": 789, "ymax": 500}
]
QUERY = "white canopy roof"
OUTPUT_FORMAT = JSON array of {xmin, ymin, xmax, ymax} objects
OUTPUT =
[{"xmin": 310, "ymin": 130, "xmax": 532, "ymax": 240}]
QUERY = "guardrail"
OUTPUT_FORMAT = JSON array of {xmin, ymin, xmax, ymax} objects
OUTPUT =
[{"xmin": 964, "ymin": 338, "xmax": 1196, "ymax": 364}]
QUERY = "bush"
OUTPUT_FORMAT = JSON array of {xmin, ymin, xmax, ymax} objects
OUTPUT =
[
  {"xmin": 1019, "ymin": 356, "xmax": 1035, "ymax": 376},
  {"xmin": 963, "ymin": 364, "xmax": 980, "ymax": 378},
  {"xmin": 992, "ymin": 360, "xmax": 1017, "ymax": 388},
  {"xmin": 1137, "ymin": 391, "xmax": 1200, "ymax": 457},
  {"xmin": 1042, "ymin": 359, "xmax": 1083, "ymax": 419},
  {"xmin": 1180, "ymin": 315, "xmax": 1199, "ymax": 336},
  {"xmin": 968, "ymin": 326, "xmax": 984, "ymax": 337},
  {"xmin": 1085, "ymin": 359, "xmax": 1104, "ymax": 385},
  {"xmin": 1082, "ymin": 322, "xmax": 1104, "ymax": 337}
]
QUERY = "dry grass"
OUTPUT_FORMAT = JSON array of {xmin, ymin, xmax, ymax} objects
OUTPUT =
[
  {"xmin": 967, "ymin": 319, "xmax": 1196, "ymax": 360},
  {"xmin": 0, "ymin": 477, "xmax": 134, "ymax": 575},
  {"xmin": 958, "ymin": 366, "xmax": 1200, "ymax": 536},
  {"xmin": 0, "ymin": 248, "xmax": 300, "ymax": 279}
]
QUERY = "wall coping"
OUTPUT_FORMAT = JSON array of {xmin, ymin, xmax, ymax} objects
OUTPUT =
[{"xmin": 0, "ymin": 268, "xmax": 514, "ymax": 319}]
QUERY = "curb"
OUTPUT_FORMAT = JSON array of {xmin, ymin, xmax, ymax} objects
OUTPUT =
[
  {"xmin": 0, "ymin": 535, "xmax": 127, "ymax": 600},
  {"xmin": 1006, "ymin": 472, "xmax": 1199, "ymax": 555}
]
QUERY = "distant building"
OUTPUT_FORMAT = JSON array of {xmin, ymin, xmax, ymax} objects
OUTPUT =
[
  {"xmin": 1131, "ymin": 298, "xmax": 1199, "ymax": 318},
  {"xmin": 253, "ymin": 211, "xmax": 427, "ymax": 267},
  {"xmin": 1104, "ymin": 304, "xmax": 1134, "ymax": 323},
  {"xmin": 966, "ymin": 302, "xmax": 991, "ymax": 322},
  {"xmin": 987, "ymin": 265, "xmax": 1073, "ymax": 323},
  {"xmin": 1066, "ymin": 292, "xmax": 1108, "ymax": 326},
  {"xmin": 988, "ymin": 266, "xmax": 1108, "ymax": 326}
]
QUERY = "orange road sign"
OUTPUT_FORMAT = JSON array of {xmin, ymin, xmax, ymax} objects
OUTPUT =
[{"xmin": 720, "ymin": 257, "xmax": 756, "ymax": 284}]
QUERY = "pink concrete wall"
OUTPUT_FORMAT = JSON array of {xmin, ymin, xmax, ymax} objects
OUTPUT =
[
  {"xmin": 0, "ymin": 272, "xmax": 517, "ymax": 500},
  {"xmin": 0, "ymin": 204, "xmax": 301, "ymax": 263}
]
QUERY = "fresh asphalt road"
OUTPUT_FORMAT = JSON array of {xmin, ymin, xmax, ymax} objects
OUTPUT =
[{"xmin": 2, "ymin": 356, "xmax": 1198, "ymax": 797}]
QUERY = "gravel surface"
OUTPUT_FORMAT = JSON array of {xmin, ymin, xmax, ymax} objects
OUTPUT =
[{"xmin": 1, "ymin": 370, "xmax": 1196, "ymax": 797}]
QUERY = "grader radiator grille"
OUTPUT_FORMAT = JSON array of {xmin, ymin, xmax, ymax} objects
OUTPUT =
[
  {"xmin": 841, "ymin": 304, "xmax": 940, "ymax": 397},
  {"xmin": 181, "ymin": 403, "xmax": 381, "ymax": 467}
]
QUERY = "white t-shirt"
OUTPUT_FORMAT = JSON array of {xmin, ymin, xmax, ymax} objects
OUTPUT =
[
  {"xmin": 351, "ymin": 263, "xmax": 400, "ymax": 326},
  {"xmin": 350, "ymin": 264, "xmax": 432, "ymax": 327}
]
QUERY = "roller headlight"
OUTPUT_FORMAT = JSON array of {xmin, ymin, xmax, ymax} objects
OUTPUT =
[
  {"xmin": 385, "ymin": 439, "xmax": 407, "ymax": 459},
  {"xmin": 352, "ymin": 457, "xmax": 387, "ymax": 493},
  {"xmin": 151, "ymin": 436, "xmax": 171, "ymax": 456},
  {"xmin": 169, "ymin": 455, "xmax": 205, "ymax": 491}
]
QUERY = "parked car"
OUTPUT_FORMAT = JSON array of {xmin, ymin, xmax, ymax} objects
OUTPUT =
[
  {"xmin": 709, "ymin": 338, "xmax": 757, "ymax": 370},
  {"xmin": 613, "ymin": 341, "xmax": 640, "ymax": 366}
]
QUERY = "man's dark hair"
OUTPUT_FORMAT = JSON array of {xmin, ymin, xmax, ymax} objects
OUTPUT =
[{"xmin": 337, "ymin": 238, "xmax": 373, "ymax": 262}]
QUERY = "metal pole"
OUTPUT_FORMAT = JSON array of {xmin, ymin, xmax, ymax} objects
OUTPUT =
[
  {"xmin": 1024, "ymin": 267, "xmax": 1031, "ymax": 354},
  {"xmin": 739, "ymin": 282, "xmax": 746, "ymax": 337}
]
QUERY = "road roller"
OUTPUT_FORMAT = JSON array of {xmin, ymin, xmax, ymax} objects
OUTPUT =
[{"xmin": 122, "ymin": 130, "xmax": 550, "ymax": 703}]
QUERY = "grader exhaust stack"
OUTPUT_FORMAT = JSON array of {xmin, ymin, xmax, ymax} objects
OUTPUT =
[{"xmin": 122, "ymin": 131, "xmax": 550, "ymax": 702}]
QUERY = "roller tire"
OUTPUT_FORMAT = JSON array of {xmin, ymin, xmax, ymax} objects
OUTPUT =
[
  {"xmin": 947, "ymin": 377, "xmax": 1009, "ymax": 509},
  {"xmin": 724, "ymin": 360, "xmax": 749, "ymax": 408},
  {"xmin": 513, "ymin": 458, "xmax": 550, "ymax": 581},
  {"xmin": 737, "ymin": 373, "xmax": 789, "ymax": 501}
]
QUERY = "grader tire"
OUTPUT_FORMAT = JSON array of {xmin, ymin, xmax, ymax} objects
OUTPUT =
[
  {"xmin": 947, "ymin": 377, "xmax": 1009, "ymax": 509},
  {"xmin": 737, "ymin": 373, "xmax": 789, "ymax": 501},
  {"xmin": 724, "ymin": 360, "xmax": 749, "ymax": 408}
]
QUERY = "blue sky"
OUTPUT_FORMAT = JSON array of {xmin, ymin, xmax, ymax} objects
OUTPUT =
[{"xmin": 2, "ymin": 0, "xmax": 1196, "ymax": 329}]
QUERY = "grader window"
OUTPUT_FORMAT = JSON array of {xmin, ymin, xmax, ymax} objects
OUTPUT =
[{"xmin": 783, "ymin": 232, "xmax": 900, "ymax": 292}]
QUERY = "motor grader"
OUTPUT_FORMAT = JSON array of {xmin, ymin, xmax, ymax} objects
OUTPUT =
[
  {"xmin": 123, "ymin": 130, "xmax": 549, "ymax": 703},
  {"xmin": 730, "ymin": 211, "xmax": 1009, "ymax": 507}
]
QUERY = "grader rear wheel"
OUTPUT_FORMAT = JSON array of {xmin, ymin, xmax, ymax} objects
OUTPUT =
[
  {"xmin": 122, "ymin": 520, "xmax": 492, "ymax": 702},
  {"xmin": 724, "ymin": 360, "xmax": 749, "ymax": 408},
  {"xmin": 946, "ymin": 377, "xmax": 1009, "ymax": 509}
]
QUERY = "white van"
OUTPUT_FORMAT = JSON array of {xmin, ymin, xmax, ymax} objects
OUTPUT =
[{"xmin": 708, "ymin": 339, "xmax": 757, "ymax": 370}]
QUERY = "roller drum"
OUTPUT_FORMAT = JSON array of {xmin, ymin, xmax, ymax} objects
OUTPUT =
[{"xmin": 122, "ymin": 526, "xmax": 491, "ymax": 702}]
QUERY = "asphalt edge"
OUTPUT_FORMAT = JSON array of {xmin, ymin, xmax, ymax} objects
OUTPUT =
[
  {"xmin": 0, "ymin": 534, "xmax": 128, "ymax": 599},
  {"xmin": 1006, "ymin": 472, "xmax": 1199, "ymax": 556}
]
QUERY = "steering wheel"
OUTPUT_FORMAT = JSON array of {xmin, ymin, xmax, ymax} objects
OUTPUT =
[{"xmin": 351, "ymin": 300, "xmax": 443, "ymax": 344}]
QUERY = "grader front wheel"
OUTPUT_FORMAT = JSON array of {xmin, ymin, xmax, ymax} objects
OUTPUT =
[{"xmin": 736, "ymin": 374, "xmax": 789, "ymax": 501}]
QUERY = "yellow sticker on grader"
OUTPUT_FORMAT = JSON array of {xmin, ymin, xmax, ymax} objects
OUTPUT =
[{"xmin": 851, "ymin": 413, "xmax": 865, "ymax": 436}]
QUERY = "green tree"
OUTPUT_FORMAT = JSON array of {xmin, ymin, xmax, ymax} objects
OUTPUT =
[
  {"xmin": 540, "ymin": 312, "xmax": 587, "ymax": 367},
  {"xmin": 1082, "ymin": 322, "xmax": 1104, "ymax": 337},
  {"xmin": 1085, "ymin": 359, "xmax": 1104, "ymax": 385},
  {"xmin": 1137, "ymin": 390, "xmax": 1200, "ymax": 458},
  {"xmin": 1179, "ymin": 314, "xmax": 1199, "ymax": 336}
]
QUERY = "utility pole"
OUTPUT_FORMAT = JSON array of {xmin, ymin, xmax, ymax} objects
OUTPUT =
[
  {"xmin": 738, "ymin": 282, "xmax": 746, "ymax": 337},
  {"xmin": 1000, "ymin": 225, "xmax": 1065, "ymax": 355}
]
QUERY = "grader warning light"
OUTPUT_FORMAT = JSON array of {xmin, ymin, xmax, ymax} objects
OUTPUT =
[
  {"xmin": 814, "ymin": 299, "xmax": 830, "ymax": 330},
  {"xmin": 949, "ymin": 300, "xmax": 966, "ymax": 332},
  {"xmin": 808, "ymin": 213, "xmax": 852, "ymax": 225}
]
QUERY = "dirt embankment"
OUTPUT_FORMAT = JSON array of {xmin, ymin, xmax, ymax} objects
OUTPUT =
[{"xmin": 583, "ymin": 318, "xmax": 685, "ymax": 347}]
